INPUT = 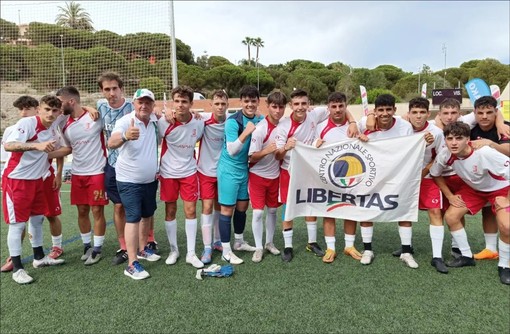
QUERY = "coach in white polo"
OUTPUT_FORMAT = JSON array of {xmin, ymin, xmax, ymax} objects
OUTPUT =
[{"xmin": 108, "ymin": 88, "xmax": 160, "ymax": 280}]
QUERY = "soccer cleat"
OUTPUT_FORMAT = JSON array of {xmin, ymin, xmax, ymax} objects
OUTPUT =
[
  {"xmin": 306, "ymin": 242, "xmax": 325, "ymax": 257},
  {"xmin": 165, "ymin": 247, "xmax": 180, "ymax": 265},
  {"xmin": 112, "ymin": 249, "xmax": 128, "ymax": 265},
  {"xmin": 221, "ymin": 251, "xmax": 244, "ymax": 265},
  {"xmin": 473, "ymin": 248, "xmax": 499, "ymax": 260},
  {"xmin": 233, "ymin": 241, "xmax": 256, "ymax": 252},
  {"xmin": 446, "ymin": 256, "xmax": 476, "ymax": 268},
  {"xmin": 200, "ymin": 248, "xmax": 213, "ymax": 265},
  {"xmin": 281, "ymin": 247, "xmax": 293, "ymax": 262},
  {"xmin": 392, "ymin": 246, "xmax": 414, "ymax": 257},
  {"xmin": 264, "ymin": 243, "xmax": 281, "ymax": 255},
  {"xmin": 252, "ymin": 249, "xmax": 264, "ymax": 263},
  {"xmin": 360, "ymin": 250, "xmax": 374, "ymax": 265},
  {"xmin": 48, "ymin": 246, "xmax": 64, "ymax": 259},
  {"xmin": 400, "ymin": 253, "xmax": 419, "ymax": 269},
  {"xmin": 137, "ymin": 248, "xmax": 161, "ymax": 262},
  {"xmin": 146, "ymin": 241, "xmax": 160, "ymax": 255},
  {"xmin": 84, "ymin": 251, "xmax": 102, "ymax": 266},
  {"xmin": 81, "ymin": 247, "xmax": 93, "ymax": 261},
  {"xmin": 186, "ymin": 253, "xmax": 205, "ymax": 268},
  {"xmin": 450, "ymin": 247, "xmax": 462, "ymax": 259},
  {"xmin": 1, "ymin": 257, "xmax": 13, "ymax": 272},
  {"xmin": 12, "ymin": 269, "xmax": 34, "ymax": 284},
  {"xmin": 431, "ymin": 258, "xmax": 449, "ymax": 274},
  {"xmin": 33, "ymin": 256, "xmax": 65, "ymax": 268},
  {"xmin": 343, "ymin": 246, "xmax": 362, "ymax": 260},
  {"xmin": 498, "ymin": 267, "xmax": 510, "ymax": 285},
  {"xmin": 322, "ymin": 249, "xmax": 337, "ymax": 264},
  {"xmin": 213, "ymin": 241, "xmax": 223, "ymax": 252},
  {"xmin": 124, "ymin": 261, "xmax": 150, "ymax": 280}
]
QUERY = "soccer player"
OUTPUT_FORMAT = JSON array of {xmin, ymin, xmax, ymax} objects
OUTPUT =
[
  {"xmin": 159, "ymin": 86, "xmax": 205, "ymax": 269},
  {"xmin": 217, "ymin": 85, "xmax": 263, "ymax": 265},
  {"xmin": 108, "ymin": 89, "xmax": 160, "ymax": 280},
  {"xmin": 2, "ymin": 95, "xmax": 65, "ymax": 284},
  {"xmin": 313, "ymin": 92, "xmax": 364, "ymax": 263},
  {"xmin": 430, "ymin": 122, "xmax": 510, "ymax": 285},
  {"xmin": 56, "ymin": 86, "xmax": 108, "ymax": 265},
  {"xmin": 247, "ymin": 91, "xmax": 287, "ymax": 263}
]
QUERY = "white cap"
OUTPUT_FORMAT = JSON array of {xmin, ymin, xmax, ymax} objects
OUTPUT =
[{"xmin": 133, "ymin": 88, "xmax": 155, "ymax": 101}]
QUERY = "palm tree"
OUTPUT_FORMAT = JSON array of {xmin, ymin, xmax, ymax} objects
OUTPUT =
[
  {"xmin": 241, "ymin": 37, "xmax": 253, "ymax": 65},
  {"xmin": 253, "ymin": 37, "xmax": 264, "ymax": 63},
  {"xmin": 55, "ymin": 1, "xmax": 94, "ymax": 31}
]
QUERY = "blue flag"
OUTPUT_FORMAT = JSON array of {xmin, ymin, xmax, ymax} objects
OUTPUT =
[{"xmin": 465, "ymin": 78, "xmax": 491, "ymax": 105}]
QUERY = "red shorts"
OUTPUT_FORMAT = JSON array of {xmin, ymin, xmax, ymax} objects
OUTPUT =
[
  {"xmin": 419, "ymin": 178, "xmax": 442, "ymax": 210},
  {"xmin": 279, "ymin": 168, "xmax": 290, "ymax": 204},
  {"xmin": 457, "ymin": 185, "xmax": 510, "ymax": 215},
  {"xmin": 249, "ymin": 172, "xmax": 280, "ymax": 209},
  {"xmin": 160, "ymin": 174, "xmax": 198, "ymax": 202},
  {"xmin": 2, "ymin": 177, "xmax": 48, "ymax": 224},
  {"xmin": 198, "ymin": 172, "xmax": 217, "ymax": 200},
  {"xmin": 70, "ymin": 174, "xmax": 108, "ymax": 206},
  {"xmin": 43, "ymin": 173, "xmax": 62, "ymax": 217},
  {"xmin": 442, "ymin": 174, "xmax": 467, "ymax": 210}
]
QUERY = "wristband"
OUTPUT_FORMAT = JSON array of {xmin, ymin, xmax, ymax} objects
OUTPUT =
[
  {"xmin": 122, "ymin": 132, "xmax": 128, "ymax": 143},
  {"xmin": 349, "ymin": 121, "xmax": 356, "ymax": 124},
  {"xmin": 367, "ymin": 113, "xmax": 375, "ymax": 117}
]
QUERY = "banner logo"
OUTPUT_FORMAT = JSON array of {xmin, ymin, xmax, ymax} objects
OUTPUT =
[{"xmin": 328, "ymin": 153, "xmax": 366, "ymax": 188}]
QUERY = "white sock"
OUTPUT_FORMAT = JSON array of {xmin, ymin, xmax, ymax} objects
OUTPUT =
[
  {"xmin": 283, "ymin": 230, "xmax": 293, "ymax": 248},
  {"xmin": 484, "ymin": 233, "xmax": 498, "ymax": 252},
  {"xmin": 7, "ymin": 223, "xmax": 25, "ymax": 257},
  {"xmin": 212, "ymin": 210, "xmax": 221, "ymax": 243},
  {"xmin": 81, "ymin": 231, "xmax": 92, "ymax": 245},
  {"xmin": 201, "ymin": 214, "xmax": 212, "ymax": 248},
  {"xmin": 222, "ymin": 242, "xmax": 232, "ymax": 258},
  {"xmin": 306, "ymin": 221, "xmax": 317, "ymax": 243},
  {"xmin": 360, "ymin": 226, "xmax": 373, "ymax": 243},
  {"xmin": 451, "ymin": 235, "xmax": 459, "ymax": 249},
  {"xmin": 234, "ymin": 233, "xmax": 244, "ymax": 244},
  {"xmin": 451, "ymin": 228, "xmax": 472, "ymax": 257},
  {"xmin": 398, "ymin": 226, "xmax": 412, "ymax": 246},
  {"xmin": 265, "ymin": 207, "xmax": 277, "ymax": 245},
  {"xmin": 93, "ymin": 235, "xmax": 105, "ymax": 248},
  {"xmin": 429, "ymin": 225, "xmax": 444, "ymax": 258},
  {"xmin": 344, "ymin": 234, "xmax": 355, "ymax": 248},
  {"xmin": 498, "ymin": 239, "xmax": 510, "ymax": 269},
  {"xmin": 165, "ymin": 220, "xmax": 178, "ymax": 250},
  {"xmin": 51, "ymin": 234, "xmax": 63, "ymax": 248},
  {"xmin": 325, "ymin": 236, "xmax": 336, "ymax": 251},
  {"xmin": 185, "ymin": 218, "xmax": 197, "ymax": 255},
  {"xmin": 28, "ymin": 215, "xmax": 44, "ymax": 248},
  {"xmin": 252, "ymin": 209, "xmax": 264, "ymax": 249}
]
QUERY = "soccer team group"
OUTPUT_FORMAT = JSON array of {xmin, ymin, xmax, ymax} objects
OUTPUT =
[{"xmin": 1, "ymin": 71, "xmax": 509, "ymax": 285}]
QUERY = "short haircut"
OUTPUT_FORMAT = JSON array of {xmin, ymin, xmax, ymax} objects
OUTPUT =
[
  {"xmin": 474, "ymin": 96, "xmax": 497, "ymax": 109},
  {"xmin": 171, "ymin": 85, "xmax": 193, "ymax": 101},
  {"xmin": 443, "ymin": 121, "xmax": 470, "ymax": 138},
  {"xmin": 239, "ymin": 85, "xmax": 260, "ymax": 99},
  {"xmin": 374, "ymin": 94, "xmax": 396, "ymax": 108},
  {"xmin": 211, "ymin": 90, "xmax": 228, "ymax": 100},
  {"xmin": 408, "ymin": 97, "xmax": 429, "ymax": 111},
  {"xmin": 13, "ymin": 95, "xmax": 39, "ymax": 109},
  {"xmin": 290, "ymin": 89, "xmax": 308, "ymax": 100},
  {"xmin": 327, "ymin": 92, "xmax": 347, "ymax": 104},
  {"xmin": 266, "ymin": 91, "xmax": 288, "ymax": 106},
  {"xmin": 40, "ymin": 95, "xmax": 62, "ymax": 109},
  {"xmin": 97, "ymin": 71, "xmax": 124, "ymax": 89},
  {"xmin": 439, "ymin": 98, "xmax": 460, "ymax": 111},
  {"xmin": 56, "ymin": 86, "xmax": 81, "ymax": 102}
]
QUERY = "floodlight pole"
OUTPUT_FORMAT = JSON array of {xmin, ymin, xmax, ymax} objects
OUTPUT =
[
  {"xmin": 60, "ymin": 34, "xmax": 66, "ymax": 86},
  {"xmin": 169, "ymin": 0, "xmax": 178, "ymax": 88},
  {"xmin": 442, "ymin": 43, "xmax": 447, "ymax": 88},
  {"xmin": 418, "ymin": 66, "xmax": 421, "ymax": 94},
  {"xmin": 256, "ymin": 57, "xmax": 260, "ymax": 91}
]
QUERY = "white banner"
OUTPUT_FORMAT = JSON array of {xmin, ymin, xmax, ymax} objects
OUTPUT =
[
  {"xmin": 284, "ymin": 134, "xmax": 425, "ymax": 222},
  {"xmin": 421, "ymin": 83, "xmax": 427, "ymax": 98},
  {"xmin": 490, "ymin": 84, "xmax": 501, "ymax": 109},
  {"xmin": 359, "ymin": 85, "xmax": 369, "ymax": 116}
]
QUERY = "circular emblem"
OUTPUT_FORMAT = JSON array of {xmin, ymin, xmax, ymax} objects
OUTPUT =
[{"xmin": 328, "ymin": 153, "xmax": 366, "ymax": 188}]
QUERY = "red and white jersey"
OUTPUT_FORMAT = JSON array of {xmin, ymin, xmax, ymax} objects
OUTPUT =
[
  {"xmin": 197, "ymin": 113, "xmax": 225, "ymax": 177},
  {"xmin": 430, "ymin": 145, "xmax": 510, "ymax": 192},
  {"xmin": 1, "ymin": 125, "xmax": 15, "ymax": 176},
  {"xmin": 360, "ymin": 116, "xmax": 413, "ymax": 140},
  {"xmin": 429, "ymin": 114, "xmax": 475, "ymax": 129},
  {"xmin": 3, "ymin": 116, "xmax": 58, "ymax": 180},
  {"xmin": 275, "ymin": 107, "xmax": 329, "ymax": 170},
  {"xmin": 62, "ymin": 110, "xmax": 106, "ymax": 176},
  {"xmin": 158, "ymin": 117, "xmax": 204, "ymax": 178},
  {"xmin": 315, "ymin": 117, "xmax": 350, "ymax": 142},
  {"xmin": 248, "ymin": 117, "xmax": 280, "ymax": 179},
  {"xmin": 413, "ymin": 121, "xmax": 444, "ymax": 178}
]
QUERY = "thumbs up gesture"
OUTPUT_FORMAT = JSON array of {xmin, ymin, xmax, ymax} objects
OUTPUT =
[{"xmin": 125, "ymin": 118, "xmax": 140, "ymax": 141}]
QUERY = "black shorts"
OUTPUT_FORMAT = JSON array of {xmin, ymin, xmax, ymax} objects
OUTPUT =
[{"xmin": 104, "ymin": 162, "xmax": 121, "ymax": 204}]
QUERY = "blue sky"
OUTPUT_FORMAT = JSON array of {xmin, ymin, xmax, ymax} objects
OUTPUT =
[{"xmin": 1, "ymin": 1, "xmax": 509, "ymax": 73}]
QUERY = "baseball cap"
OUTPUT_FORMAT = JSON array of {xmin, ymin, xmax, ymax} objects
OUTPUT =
[{"xmin": 133, "ymin": 88, "xmax": 155, "ymax": 101}]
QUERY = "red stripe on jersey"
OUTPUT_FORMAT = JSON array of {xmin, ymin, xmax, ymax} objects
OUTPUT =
[
  {"xmin": 488, "ymin": 170, "xmax": 507, "ymax": 181},
  {"xmin": 320, "ymin": 118, "xmax": 347, "ymax": 139},
  {"xmin": 288, "ymin": 113, "xmax": 304, "ymax": 138},
  {"xmin": 413, "ymin": 121, "xmax": 429, "ymax": 133},
  {"xmin": 365, "ymin": 117, "xmax": 397, "ymax": 135},
  {"xmin": 263, "ymin": 117, "xmax": 277, "ymax": 143},
  {"xmin": 62, "ymin": 108, "xmax": 88, "ymax": 133},
  {"xmin": 160, "ymin": 122, "xmax": 183, "ymax": 160}
]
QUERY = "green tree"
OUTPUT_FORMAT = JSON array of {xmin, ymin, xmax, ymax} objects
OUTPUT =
[
  {"xmin": 244, "ymin": 69, "xmax": 275, "ymax": 94},
  {"xmin": 25, "ymin": 43, "xmax": 62, "ymax": 90},
  {"xmin": 205, "ymin": 65, "xmax": 246, "ymax": 97},
  {"xmin": 0, "ymin": 19, "xmax": 19, "ymax": 41},
  {"xmin": 177, "ymin": 62, "xmax": 206, "ymax": 91},
  {"xmin": 55, "ymin": 1, "xmax": 94, "ymax": 31},
  {"xmin": 373, "ymin": 65, "xmax": 409, "ymax": 89},
  {"xmin": 208, "ymin": 56, "xmax": 233, "ymax": 68},
  {"xmin": 468, "ymin": 58, "xmax": 510, "ymax": 89},
  {"xmin": 140, "ymin": 77, "xmax": 167, "ymax": 100},
  {"xmin": 353, "ymin": 88, "xmax": 401, "ymax": 104},
  {"xmin": 253, "ymin": 37, "xmax": 264, "ymax": 63},
  {"xmin": 286, "ymin": 72, "xmax": 329, "ymax": 104},
  {"xmin": 242, "ymin": 37, "xmax": 254, "ymax": 65}
]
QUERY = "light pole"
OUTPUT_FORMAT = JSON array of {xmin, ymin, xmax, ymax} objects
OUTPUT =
[
  {"xmin": 256, "ymin": 57, "xmax": 260, "ymax": 91},
  {"xmin": 442, "ymin": 43, "xmax": 447, "ymax": 88},
  {"xmin": 60, "ymin": 34, "xmax": 65, "ymax": 86},
  {"xmin": 418, "ymin": 66, "xmax": 421, "ymax": 94}
]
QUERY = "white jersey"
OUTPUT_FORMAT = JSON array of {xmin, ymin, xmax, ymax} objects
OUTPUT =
[
  {"xmin": 275, "ymin": 107, "xmax": 329, "ymax": 170},
  {"xmin": 360, "ymin": 116, "xmax": 413, "ymax": 139},
  {"xmin": 248, "ymin": 117, "xmax": 280, "ymax": 179},
  {"xmin": 430, "ymin": 145, "xmax": 510, "ymax": 192},
  {"xmin": 316, "ymin": 117, "xmax": 350, "ymax": 142},
  {"xmin": 429, "ymin": 114, "xmax": 475, "ymax": 129},
  {"xmin": 413, "ymin": 121, "xmax": 444, "ymax": 178},
  {"xmin": 1, "ymin": 125, "xmax": 14, "ymax": 176},
  {"xmin": 113, "ymin": 113, "xmax": 159, "ymax": 184},
  {"xmin": 158, "ymin": 116, "xmax": 204, "ymax": 178},
  {"xmin": 197, "ymin": 113, "xmax": 225, "ymax": 177},
  {"xmin": 62, "ymin": 110, "xmax": 106, "ymax": 176}
]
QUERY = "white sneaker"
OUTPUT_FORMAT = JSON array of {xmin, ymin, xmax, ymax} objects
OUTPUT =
[
  {"xmin": 233, "ymin": 241, "xmax": 256, "ymax": 252},
  {"xmin": 33, "ymin": 256, "xmax": 65, "ymax": 268},
  {"xmin": 137, "ymin": 249, "xmax": 161, "ymax": 262},
  {"xmin": 165, "ymin": 248, "xmax": 180, "ymax": 265},
  {"xmin": 265, "ymin": 243, "xmax": 281, "ymax": 255},
  {"xmin": 12, "ymin": 269, "xmax": 34, "ymax": 284},
  {"xmin": 360, "ymin": 250, "xmax": 374, "ymax": 265},
  {"xmin": 400, "ymin": 253, "xmax": 419, "ymax": 269},
  {"xmin": 124, "ymin": 261, "xmax": 150, "ymax": 280},
  {"xmin": 84, "ymin": 251, "xmax": 102, "ymax": 266},
  {"xmin": 252, "ymin": 249, "xmax": 264, "ymax": 263},
  {"xmin": 222, "ymin": 251, "xmax": 244, "ymax": 265},
  {"xmin": 81, "ymin": 247, "xmax": 93, "ymax": 261},
  {"xmin": 186, "ymin": 253, "xmax": 204, "ymax": 269}
]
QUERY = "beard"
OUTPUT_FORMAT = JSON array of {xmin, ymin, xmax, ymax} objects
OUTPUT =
[{"xmin": 63, "ymin": 105, "xmax": 73, "ymax": 115}]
